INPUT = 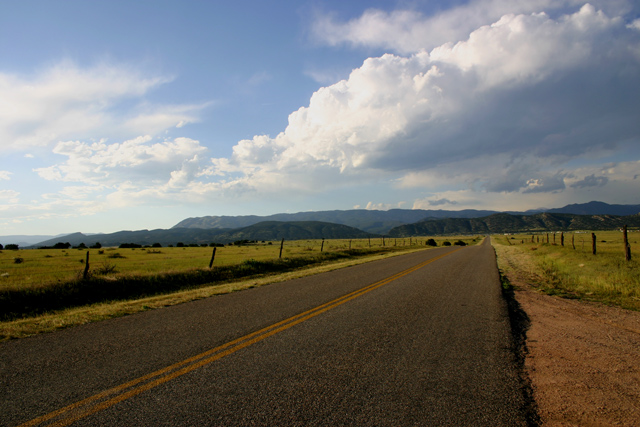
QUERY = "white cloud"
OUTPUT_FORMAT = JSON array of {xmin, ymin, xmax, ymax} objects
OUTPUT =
[
  {"xmin": 0, "ymin": 190, "xmax": 20, "ymax": 204},
  {"xmin": 311, "ymin": 0, "xmax": 633, "ymax": 54},
  {"xmin": 35, "ymin": 136, "xmax": 208, "ymax": 185},
  {"xmin": 0, "ymin": 171, "xmax": 12, "ymax": 180},
  {"xmin": 0, "ymin": 61, "xmax": 206, "ymax": 152},
  {"xmin": 212, "ymin": 4, "xmax": 640, "ymax": 201}
]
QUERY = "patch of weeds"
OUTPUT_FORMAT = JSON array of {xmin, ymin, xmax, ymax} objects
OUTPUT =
[
  {"xmin": 94, "ymin": 262, "xmax": 118, "ymax": 275},
  {"xmin": 13, "ymin": 257, "xmax": 24, "ymax": 264},
  {"xmin": 107, "ymin": 253, "xmax": 126, "ymax": 259}
]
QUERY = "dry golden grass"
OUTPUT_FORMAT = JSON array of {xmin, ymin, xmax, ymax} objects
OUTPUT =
[{"xmin": 493, "ymin": 230, "xmax": 640, "ymax": 310}]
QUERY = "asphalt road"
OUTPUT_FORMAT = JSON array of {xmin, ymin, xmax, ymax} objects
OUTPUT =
[{"xmin": 1, "ymin": 238, "xmax": 528, "ymax": 426}]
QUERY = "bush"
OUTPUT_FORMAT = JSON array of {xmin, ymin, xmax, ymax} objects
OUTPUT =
[
  {"xmin": 5, "ymin": 244, "xmax": 19, "ymax": 250},
  {"xmin": 454, "ymin": 240, "xmax": 467, "ymax": 246},
  {"xmin": 119, "ymin": 243, "xmax": 142, "ymax": 249},
  {"xmin": 107, "ymin": 252, "xmax": 126, "ymax": 259},
  {"xmin": 13, "ymin": 257, "xmax": 24, "ymax": 264},
  {"xmin": 94, "ymin": 262, "xmax": 118, "ymax": 275},
  {"xmin": 426, "ymin": 239, "xmax": 437, "ymax": 246},
  {"xmin": 442, "ymin": 241, "xmax": 451, "ymax": 246}
]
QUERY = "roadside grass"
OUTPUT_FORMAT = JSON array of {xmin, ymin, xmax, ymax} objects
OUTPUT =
[
  {"xmin": 0, "ymin": 236, "xmax": 480, "ymax": 340},
  {"xmin": 492, "ymin": 230, "xmax": 640, "ymax": 311}
]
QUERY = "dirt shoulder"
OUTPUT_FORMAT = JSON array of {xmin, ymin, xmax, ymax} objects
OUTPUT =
[{"xmin": 499, "ymin": 248, "xmax": 640, "ymax": 426}]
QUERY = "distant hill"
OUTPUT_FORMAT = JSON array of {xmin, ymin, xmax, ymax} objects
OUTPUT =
[
  {"xmin": 172, "ymin": 202, "xmax": 640, "ymax": 235},
  {"xmin": 212, "ymin": 221, "xmax": 375, "ymax": 242},
  {"xmin": 546, "ymin": 201, "xmax": 640, "ymax": 216},
  {"xmin": 16, "ymin": 201, "xmax": 640, "ymax": 248},
  {"xmin": 29, "ymin": 221, "xmax": 374, "ymax": 248},
  {"xmin": 0, "ymin": 234, "xmax": 72, "ymax": 247},
  {"xmin": 388, "ymin": 213, "xmax": 640, "ymax": 237},
  {"xmin": 173, "ymin": 208, "xmax": 499, "ymax": 235}
]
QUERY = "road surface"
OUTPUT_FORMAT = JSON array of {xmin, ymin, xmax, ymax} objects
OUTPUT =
[{"xmin": 1, "ymin": 238, "xmax": 529, "ymax": 426}]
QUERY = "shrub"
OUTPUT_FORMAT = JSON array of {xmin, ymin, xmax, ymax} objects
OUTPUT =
[
  {"xmin": 119, "ymin": 243, "xmax": 142, "ymax": 249},
  {"xmin": 5, "ymin": 244, "xmax": 19, "ymax": 250},
  {"xmin": 426, "ymin": 239, "xmax": 437, "ymax": 246},
  {"xmin": 94, "ymin": 262, "xmax": 118, "ymax": 275},
  {"xmin": 107, "ymin": 252, "xmax": 126, "ymax": 259},
  {"xmin": 454, "ymin": 240, "xmax": 467, "ymax": 246},
  {"xmin": 13, "ymin": 257, "xmax": 24, "ymax": 264},
  {"xmin": 442, "ymin": 241, "xmax": 451, "ymax": 246}
]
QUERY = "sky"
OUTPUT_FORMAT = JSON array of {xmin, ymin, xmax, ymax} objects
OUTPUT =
[{"xmin": 1, "ymin": 0, "xmax": 639, "ymax": 236}]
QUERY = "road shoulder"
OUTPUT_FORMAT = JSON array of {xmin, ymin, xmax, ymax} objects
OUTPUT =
[{"xmin": 502, "ymin": 263, "xmax": 640, "ymax": 426}]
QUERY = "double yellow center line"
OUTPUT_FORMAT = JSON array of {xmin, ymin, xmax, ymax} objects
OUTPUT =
[{"xmin": 20, "ymin": 248, "xmax": 460, "ymax": 427}]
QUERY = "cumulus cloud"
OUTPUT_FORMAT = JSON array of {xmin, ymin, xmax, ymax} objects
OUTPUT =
[
  {"xmin": 571, "ymin": 173, "xmax": 609, "ymax": 188},
  {"xmin": 9, "ymin": 1, "xmax": 639, "ymax": 222},
  {"xmin": 311, "ymin": 0, "xmax": 632, "ymax": 54},
  {"xmin": 35, "ymin": 136, "xmax": 208, "ymax": 184},
  {"xmin": 212, "ymin": 4, "xmax": 640, "ymax": 199},
  {"xmin": 0, "ymin": 171, "xmax": 11, "ymax": 180},
  {"xmin": 0, "ymin": 61, "xmax": 206, "ymax": 151}
]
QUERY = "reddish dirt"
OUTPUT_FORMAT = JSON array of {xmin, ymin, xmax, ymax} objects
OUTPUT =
[{"xmin": 511, "ymin": 280, "xmax": 640, "ymax": 426}]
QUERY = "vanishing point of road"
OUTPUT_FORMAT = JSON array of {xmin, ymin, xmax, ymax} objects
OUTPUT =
[{"xmin": 1, "ymin": 238, "xmax": 530, "ymax": 426}]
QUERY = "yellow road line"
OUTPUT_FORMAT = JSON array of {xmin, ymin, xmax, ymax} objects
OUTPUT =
[{"xmin": 20, "ymin": 248, "xmax": 461, "ymax": 427}]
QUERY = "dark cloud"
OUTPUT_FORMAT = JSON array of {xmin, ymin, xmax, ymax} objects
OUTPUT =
[{"xmin": 571, "ymin": 174, "xmax": 609, "ymax": 188}]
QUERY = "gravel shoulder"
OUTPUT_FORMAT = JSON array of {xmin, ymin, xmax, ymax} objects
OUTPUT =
[{"xmin": 503, "ymin": 262, "xmax": 640, "ymax": 426}]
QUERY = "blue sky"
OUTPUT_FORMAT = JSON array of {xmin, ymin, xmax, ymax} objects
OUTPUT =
[{"xmin": 1, "ymin": 0, "xmax": 639, "ymax": 236}]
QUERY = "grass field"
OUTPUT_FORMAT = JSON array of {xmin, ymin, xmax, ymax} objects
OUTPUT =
[
  {"xmin": 0, "ymin": 236, "xmax": 480, "ymax": 340},
  {"xmin": 493, "ymin": 230, "xmax": 640, "ymax": 311},
  {"xmin": 0, "ymin": 236, "xmax": 462, "ymax": 292}
]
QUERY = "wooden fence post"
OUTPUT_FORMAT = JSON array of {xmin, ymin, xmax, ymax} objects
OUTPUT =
[
  {"xmin": 208, "ymin": 247, "xmax": 217, "ymax": 268},
  {"xmin": 592, "ymin": 233, "xmax": 597, "ymax": 255},
  {"xmin": 83, "ymin": 251, "xmax": 90, "ymax": 279},
  {"xmin": 572, "ymin": 234, "xmax": 575, "ymax": 250},
  {"xmin": 320, "ymin": 238, "xmax": 324, "ymax": 252},
  {"xmin": 561, "ymin": 232, "xmax": 564, "ymax": 247},
  {"xmin": 624, "ymin": 225, "xmax": 631, "ymax": 261},
  {"xmin": 349, "ymin": 240, "xmax": 352, "ymax": 250},
  {"xmin": 279, "ymin": 238, "xmax": 284, "ymax": 259},
  {"xmin": 546, "ymin": 233, "xmax": 549, "ymax": 244}
]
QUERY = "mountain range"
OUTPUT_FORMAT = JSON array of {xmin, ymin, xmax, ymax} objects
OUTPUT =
[
  {"xmin": 3, "ymin": 201, "xmax": 639, "ymax": 248},
  {"xmin": 388, "ymin": 212, "xmax": 640, "ymax": 237}
]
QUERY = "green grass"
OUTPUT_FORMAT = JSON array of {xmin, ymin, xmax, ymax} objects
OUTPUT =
[{"xmin": 493, "ymin": 230, "xmax": 640, "ymax": 310}]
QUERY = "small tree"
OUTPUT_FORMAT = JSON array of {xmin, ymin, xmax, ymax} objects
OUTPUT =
[{"xmin": 5, "ymin": 244, "xmax": 19, "ymax": 250}]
